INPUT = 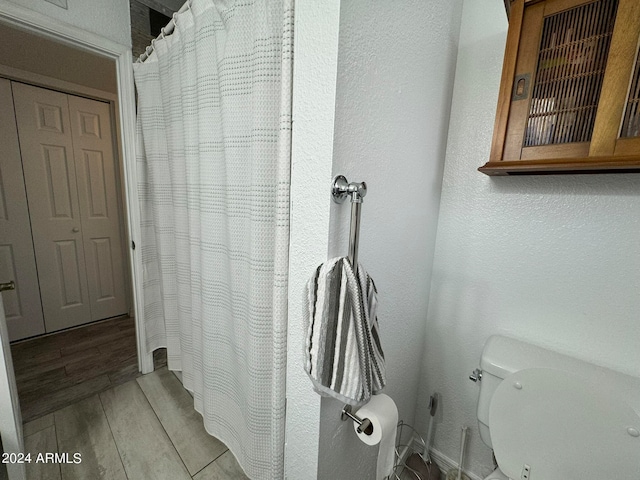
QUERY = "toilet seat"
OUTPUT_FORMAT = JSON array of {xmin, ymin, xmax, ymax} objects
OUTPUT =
[{"xmin": 489, "ymin": 368, "xmax": 640, "ymax": 480}]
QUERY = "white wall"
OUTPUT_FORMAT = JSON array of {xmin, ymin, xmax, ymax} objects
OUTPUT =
[
  {"xmin": 1, "ymin": 0, "xmax": 131, "ymax": 47},
  {"xmin": 316, "ymin": 0, "xmax": 464, "ymax": 478},
  {"xmin": 284, "ymin": 1, "xmax": 341, "ymax": 479},
  {"xmin": 0, "ymin": 23, "xmax": 117, "ymax": 93},
  {"xmin": 417, "ymin": 0, "xmax": 640, "ymax": 477}
]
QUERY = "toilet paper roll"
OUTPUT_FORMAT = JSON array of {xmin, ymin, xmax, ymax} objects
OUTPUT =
[{"xmin": 353, "ymin": 394, "xmax": 398, "ymax": 480}]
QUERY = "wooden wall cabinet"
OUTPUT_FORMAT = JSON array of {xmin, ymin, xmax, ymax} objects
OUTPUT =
[{"xmin": 481, "ymin": 0, "xmax": 640, "ymax": 175}]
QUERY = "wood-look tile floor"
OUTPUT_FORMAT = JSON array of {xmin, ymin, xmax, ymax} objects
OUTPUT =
[
  {"xmin": 10, "ymin": 317, "xmax": 248, "ymax": 480},
  {"xmin": 11, "ymin": 316, "xmax": 166, "ymax": 423},
  {"xmin": 22, "ymin": 368, "xmax": 248, "ymax": 480}
]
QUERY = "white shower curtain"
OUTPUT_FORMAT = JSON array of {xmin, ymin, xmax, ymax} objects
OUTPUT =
[{"xmin": 133, "ymin": 1, "xmax": 293, "ymax": 478}]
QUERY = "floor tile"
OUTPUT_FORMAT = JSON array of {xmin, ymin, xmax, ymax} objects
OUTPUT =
[
  {"xmin": 23, "ymin": 413, "xmax": 54, "ymax": 437},
  {"xmin": 17, "ymin": 368, "xmax": 68, "ymax": 399},
  {"xmin": 12, "ymin": 349, "xmax": 62, "ymax": 369},
  {"xmin": 54, "ymin": 396, "xmax": 126, "ymax": 480},
  {"xmin": 12, "ymin": 317, "xmax": 125, "ymax": 359},
  {"xmin": 21, "ymin": 375, "xmax": 112, "ymax": 423},
  {"xmin": 99, "ymin": 381, "xmax": 191, "ymax": 480},
  {"xmin": 25, "ymin": 425, "xmax": 61, "ymax": 480},
  {"xmin": 137, "ymin": 368, "xmax": 228, "ymax": 475},
  {"xmin": 192, "ymin": 451, "xmax": 249, "ymax": 480},
  {"xmin": 12, "ymin": 318, "xmax": 237, "ymax": 480},
  {"xmin": 64, "ymin": 346, "xmax": 136, "ymax": 378},
  {"xmin": 108, "ymin": 363, "xmax": 141, "ymax": 386},
  {"xmin": 13, "ymin": 317, "xmax": 139, "ymax": 423},
  {"xmin": 15, "ymin": 348, "xmax": 100, "ymax": 382},
  {"xmin": 96, "ymin": 332, "xmax": 137, "ymax": 356},
  {"xmin": 60, "ymin": 328, "xmax": 133, "ymax": 357}
]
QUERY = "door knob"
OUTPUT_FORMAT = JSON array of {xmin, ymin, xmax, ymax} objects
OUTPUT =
[
  {"xmin": 0, "ymin": 281, "xmax": 16, "ymax": 292},
  {"xmin": 72, "ymin": 227, "xmax": 80, "ymax": 233}
]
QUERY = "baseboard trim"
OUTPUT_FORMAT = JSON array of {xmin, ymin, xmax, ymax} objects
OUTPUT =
[{"xmin": 429, "ymin": 447, "xmax": 484, "ymax": 480}]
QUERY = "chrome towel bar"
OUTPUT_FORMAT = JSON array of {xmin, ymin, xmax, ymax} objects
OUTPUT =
[
  {"xmin": 331, "ymin": 175, "xmax": 367, "ymax": 276},
  {"xmin": 333, "ymin": 175, "xmax": 373, "ymax": 431}
]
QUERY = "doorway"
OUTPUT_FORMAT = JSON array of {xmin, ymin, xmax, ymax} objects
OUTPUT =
[
  {"xmin": 2, "ymin": 79, "xmax": 130, "ymax": 340},
  {"xmin": 0, "ymin": 5, "xmax": 148, "ymax": 478},
  {"xmin": 0, "ymin": 19, "xmax": 142, "ymax": 424}
]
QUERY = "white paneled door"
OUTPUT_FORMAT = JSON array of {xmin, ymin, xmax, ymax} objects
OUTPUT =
[
  {"xmin": 68, "ymin": 95, "xmax": 127, "ymax": 322},
  {"xmin": 13, "ymin": 82, "xmax": 92, "ymax": 333},
  {"xmin": 0, "ymin": 78, "xmax": 46, "ymax": 340},
  {"xmin": 10, "ymin": 82, "xmax": 127, "ymax": 336}
]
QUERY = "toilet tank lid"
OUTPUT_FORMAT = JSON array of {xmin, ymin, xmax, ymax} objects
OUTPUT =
[
  {"xmin": 480, "ymin": 335, "xmax": 640, "ymax": 410},
  {"xmin": 489, "ymin": 367, "xmax": 640, "ymax": 479}
]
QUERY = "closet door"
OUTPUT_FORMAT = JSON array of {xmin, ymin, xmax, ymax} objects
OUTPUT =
[
  {"xmin": 12, "ymin": 82, "xmax": 92, "ymax": 332},
  {"xmin": 0, "ymin": 79, "xmax": 46, "ymax": 341},
  {"xmin": 68, "ymin": 95, "xmax": 127, "ymax": 320}
]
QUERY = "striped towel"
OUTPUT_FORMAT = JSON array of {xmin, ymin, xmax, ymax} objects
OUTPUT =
[{"xmin": 303, "ymin": 257, "xmax": 386, "ymax": 405}]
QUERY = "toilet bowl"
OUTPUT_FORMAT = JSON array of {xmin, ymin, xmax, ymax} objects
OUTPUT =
[{"xmin": 473, "ymin": 335, "xmax": 640, "ymax": 480}]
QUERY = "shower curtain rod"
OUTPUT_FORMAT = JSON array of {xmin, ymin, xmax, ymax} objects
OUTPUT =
[{"xmin": 137, "ymin": 0, "xmax": 192, "ymax": 63}]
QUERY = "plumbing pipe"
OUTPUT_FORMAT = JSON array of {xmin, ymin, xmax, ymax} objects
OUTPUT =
[{"xmin": 457, "ymin": 426, "xmax": 468, "ymax": 480}]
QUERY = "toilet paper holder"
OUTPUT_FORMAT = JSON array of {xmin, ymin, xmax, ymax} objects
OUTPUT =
[{"xmin": 341, "ymin": 405, "xmax": 374, "ymax": 435}]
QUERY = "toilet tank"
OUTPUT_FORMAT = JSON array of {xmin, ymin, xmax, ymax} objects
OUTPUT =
[{"xmin": 475, "ymin": 335, "xmax": 640, "ymax": 448}]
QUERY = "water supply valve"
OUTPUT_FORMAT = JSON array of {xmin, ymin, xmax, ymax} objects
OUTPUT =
[{"xmin": 469, "ymin": 368, "xmax": 483, "ymax": 382}]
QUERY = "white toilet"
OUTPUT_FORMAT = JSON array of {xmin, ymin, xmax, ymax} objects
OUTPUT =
[{"xmin": 473, "ymin": 335, "xmax": 640, "ymax": 480}]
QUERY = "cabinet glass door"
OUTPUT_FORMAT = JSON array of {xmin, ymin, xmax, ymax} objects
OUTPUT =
[
  {"xmin": 620, "ymin": 44, "xmax": 640, "ymax": 138},
  {"xmin": 525, "ymin": 0, "xmax": 618, "ymax": 147}
]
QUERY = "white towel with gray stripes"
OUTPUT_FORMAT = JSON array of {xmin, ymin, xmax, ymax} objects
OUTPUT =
[{"xmin": 303, "ymin": 257, "xmax": 386, "ymax": 405}]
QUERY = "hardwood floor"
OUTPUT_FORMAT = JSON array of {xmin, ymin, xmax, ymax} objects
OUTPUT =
[
  {"xmin": 10, "ymin": 316, "xmax": 166, "ymax": 423},
  {"xmin": 22, "ymin": 369, "xmax": 249, "ymax": 480}
]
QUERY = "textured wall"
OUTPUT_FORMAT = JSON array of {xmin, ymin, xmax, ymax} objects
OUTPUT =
[
  {"xmin": 416, "ymin": 0, "xmax": 640, "ymax": 477},
  {"xmin": 3, "ymin": 0, "xmax": 131, "ymax": 47},
  {"xmin": 0, "ymin": 0, "xmax": 131, "ymax": 46},
  {"xmin": 317, "ymin": 0, "xmax": 464, "ymax": 478},
  {"xmin": 284, "ymin": 1, "xmax": 341, "ymax": 478},
  {"xmin": 0, "ymin": 23, "xmax": 117, "ymax": 93}
]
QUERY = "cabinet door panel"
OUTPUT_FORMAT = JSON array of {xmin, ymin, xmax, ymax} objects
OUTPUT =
[
  {"xmin": 614, "ymin": 137, "xmax": 640, "ymax": 157},
  {"xmin": 620, "ymin": 42, "xmax": 640, "ymax": 139},
  {"xmin": 503, "ymin": 1, "xmax": 545, "ymax": 161},
  {"xmin": 525, "ymin": 0, "xmax": 617, "ymax": 150},
  {"xmin": 520, "ymin": 142, "xmax": 589, "ymax": 160},
  {"xmin": 590, "ymin": 0, "xmax": 640, "ymax": 156}
]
